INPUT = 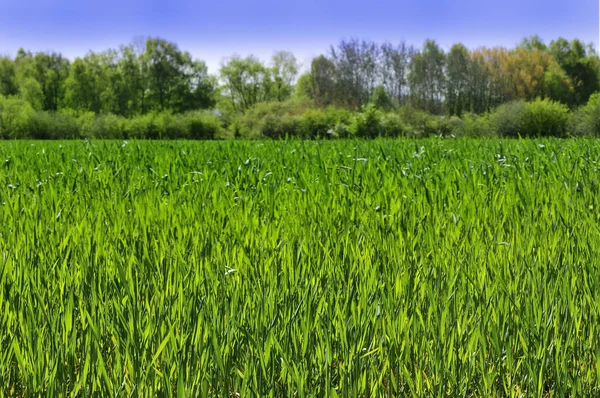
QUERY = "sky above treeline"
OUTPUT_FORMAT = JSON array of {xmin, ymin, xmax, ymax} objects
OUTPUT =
[{"xmin": 0, "ymin": 0, "xmax": 597, "ymax": 73}]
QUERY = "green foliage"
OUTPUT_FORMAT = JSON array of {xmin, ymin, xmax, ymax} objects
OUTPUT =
[
  {"xmin": 449, "ymin": 112, "xmax": 492, "ymax": 137},
  {"xmin": 185, "ymin": 111, "xmax": 224, "ymax": 140},
  {"xmin": 545, "ymin": 62, "xmax": 575, "ymax": 105},
  {"xmin": 569, "ymin": 92, "xmax": 600, "ymax": 135},
  {"xmin": 379, "ymin": 112, "xmax": 409, "ymax": 137},
  {"xmin": 489, "ymin": 99, "xmax": 571, "ymax": 137},
  {"xmin": 81, "ymin": 113, "xmax": 126, "ymax": 139},
  {"xmin": 2, "ymin": 139, "xmax": 600, "ymax": 396},
  {"xmin": 220, "ymin": 56, "xmax": 274, "ymax": 112},
  {"xmin": 348, "ymin": 103, "xmax": 384, "ymax": 138},
  {"xmin": 369, "ymin": 85, "xmax": 395, "ymax": 111},
  {"xmin": 28, "ymin": 110, "xmax": 80, "ymax": 139},
  {"xmin": 521, "ymin": 98, "xmax": 571, "ymax": 137},
  {"xmin": 295, "ymin": 107, "xmax": 352, "ymax": 138},
  {"xmin": 293, "ymin": 72, "xmax": 313, "ymax": 101},
  {"xmin": 397, "ymin": 105, "xmax": 452, "ymax": 136},
  {"xmin": 0, "ymin": 95, "xmax": 34, "ymax": 139},
  {"xmin": 489, "ymin": 100, "xmax": 527, "ymax": 136},
  {"xmin": 234, "ymin": 99, "xmax": 309, "ymax": 138}
]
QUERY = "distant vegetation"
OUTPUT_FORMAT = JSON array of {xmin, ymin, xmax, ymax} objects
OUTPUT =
[{"xmin": 1, "ymin": 35, "xmax": 600, "ymax": 138}]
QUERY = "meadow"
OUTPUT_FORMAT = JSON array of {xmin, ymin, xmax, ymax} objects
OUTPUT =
[{"xmin": 1, "ymin": 138, "xmax": 600, "ymax": 396}]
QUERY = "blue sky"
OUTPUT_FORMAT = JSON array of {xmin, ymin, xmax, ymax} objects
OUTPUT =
[{"xmin": 0, "ymin": 0, "xmax": 597, "ymax": 73}]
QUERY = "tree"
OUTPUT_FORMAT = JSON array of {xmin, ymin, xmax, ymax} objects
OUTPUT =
[
  {"xmin": 144, "ymin": 38, "xmax": 215, "ymax": 112},
  {"xmin": 519, "ymin": 35, "xmax": 547, "ymax": 52},
  {"xmin": 330, "ymin": 38, "xmax": 380, "ymax": 108},
  {"xmin": 369, "ymin": 85, "xmax": 394, "ymax": 111},
  {"xmin": 502, "ymin": 47, "xmax": 553, "ymax": 101},
  {"xmin": 409, "ymin": 40, "xmax": 445, "ymax": 114},
  {"xmin": 466, "ymin": 49, "xmax": 493, "ymax": 113},
  {"xmin": 13, "ymin": 50, "xmax": 70, "ymax": 111},
  {"xmin": 293, "ymin": 72, "xmax": 313, "ymax": 100},
  {"xmin": 0, "ymin": 95, "xmax": 34, "ymax": 138},
  {"xmin": 380, "ymin": 41, "xmax": 413, "ymax": 105},
  {"xmin": 0, "ymin": 58, "xmax": 18, "ymax": 97},
  {"xmin": 549, "ymin": 38, "xmax": 600, "ymax": 106},
  {"xmin": 544, "ymin": 61, "xmax": 575, "ymax": 105},
  {"xmin": 220, "ymin": 55, "xmax": 272, "ymax": 112},
  {"xmin": 309, "ymin": 55, "xmax": 337, "ymax": 107},
  {"xmin": 445, "ymin": 43, "xmax": 470, "ymax": 116},
  {"xmin": 270, "ymin": 51, "xmax": 299, "ymax": 102},
  {"xmin": 63, "ymin": 54, "xmax": 104, "ymax": 113}
]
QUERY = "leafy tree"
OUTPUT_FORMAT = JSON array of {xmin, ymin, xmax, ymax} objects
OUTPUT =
[
  {"xmin": 503, "ymin": 47, "xmax": 553, "ymax": 101},
  {"xmin": 445, "ymin": 43, "xmax": 470, "ymax": 116},
  {"xmin": 144, "ymin": 38, "xmax": 215, "ymax": 112},
  {"xmin": 309, "ymin": 55, "xmax": 337, "ymax": 107},
  {"xmin": 545, "ymin": 61, "xmax": 575, "ymax": 105},
  {"xmin": 466, "ymin": 49, "xmax": 493, "ymax": 113},
  {"xmin": 380, "ymin": 41, "xmax": 413, "ymax": 105},
  {"xmin": 220, "ymin": 55, "xmax": 272, "ymax": 112},
  {"xmin": 293, "ymin": 72, "xmax": 313, "ymax": 101},
  {"xmin": 409, "ymin": 40, "xmax": 445, "ymax": 114},
  {"xmin": 369, "ymin": 85, "xmax": 394, "ymax": 111},
  {"xmin": 549, "ymin": 38, "xmax": 600, "ymax": 106},
  {"xmin": 0, "ymin": 58, "xmax": 18, "ymax": 97},
  {"xmin": 519, "ymin": 35, "xmax": 547, "ymax": 52},
  {"xmin": 330, "ymin": 38, "xmax": 380, "ymax": 108},
  {"xmin": 270, "ymin": 51, "xmax": 299, "ymax": 102},
  {"xmin": 63, "ymin": 55, "xmax": 104, "ymax": 113},
  {"xmin": 13, "ymin": 50, "xmax": 70, "ymax": 111}
]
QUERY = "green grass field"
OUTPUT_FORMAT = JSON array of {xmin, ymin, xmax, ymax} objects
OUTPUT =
[{"xmin": 1, "ymin": 138, "xmax": 600, "ymax": 396}]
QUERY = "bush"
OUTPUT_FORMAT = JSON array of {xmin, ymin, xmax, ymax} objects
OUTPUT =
[
  {"xmin": 569, "ymin": 92, "xmax": 600, "ymax": 136},
  {"xmin": 449, "ymin": 113, "xmax": 492, "ymax": 137},
  {"xmin": 28, "ymin": 111, "xmax": 80, "ymax": 139},
  {"xmin": 489, "ymin": 101, "xmax": 526, "ymax": 137},
  {"xmin": 0, "ymin": 95, "xmax": 34, "ymax": 139},
  {"xmin": 235, "ymin": 99, "xmax": 311, "ymax": 139},
  {"xmin": 123, "ymin": 113, "xmax": 160, "ymax": 139},
  {"xmin": 348, "ymin": 103, "xmax": 384, "ymax": 138},
  {"xmin": 184, "ymin": 111, "xmax": 224, "ymax": 140},
  {"xmin": 397, "ymin": 105, "xmax": 451, "ymax": 137},
  {"xmin": 369, "ymin": 85, "xmax": 395, "ymax": 111},
  {"xmin": 259, "ymin": 113, "xmax": 299, "ymax": 139},
  {"xmin": 80, "ymin": 113, "xmax": 125, "ymax": 139},
  {"xmin": 380, "ymin": 113, "xmax": 409, "ymax": 137},
  {"xmin": 155, "ymin": 112, "xmax": 188, "ymax": 139},
  {"xmin": 521, "ymin": 99, "xmax": 571, "ymax": 137},
  {"xmin": 489, "ymin": 99, "xmax": 570, "ymax": 137}
]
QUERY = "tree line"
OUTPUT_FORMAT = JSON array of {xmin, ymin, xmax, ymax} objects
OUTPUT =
[{"xmin": 0, "ymin": 36, "xmax": 599, "ymax": 139}]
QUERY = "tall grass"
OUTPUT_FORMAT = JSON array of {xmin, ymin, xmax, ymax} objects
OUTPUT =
[{"xmin": 1, "ymin": 138, "xmax": 599, "ymax": 396}]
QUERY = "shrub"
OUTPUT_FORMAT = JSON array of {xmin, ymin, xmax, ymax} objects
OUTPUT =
[
  {"xmin": 155, "ymin": 112, "xmax": 188, "ymax": 139},
  {"xmin": 489, "ymin": 101, "xmax": 526, "ymax": 137},
  {"xmin": 123, "ymin": 113, "xmax": 160, "ymax": 139},
  {"xmin": 569, "ymin": 92, "xmax": 600, "ymax": 136},
  {"xmin": 348, "ymin": 103, "xmax": 384, "ymax": 138},
  {"xmin": 0, "ymin": 95, "xmax": 34, "ymax": 139},
  {"xmin": 236, "ymin": 99, "xmax": 311, "ymax": 139},
  {"xmin": 28, "ymin": 111, "xmax": 80, "ymax": 139},
  {"xmin": 259, "ymin": 113, "xmax": 299, "ymax": 139},
  {"xmin": 397, "ymin": 105, "xmax": 451, "ymax": 137},
  {"xmin": 184, "ymin": 111, "xmax": 223, "ymax": 140},
  {"xmin": 80, "ymin": 113, "xmax": 125, "ymax": 139},
  {"xmin": 380, "ymin": 113, "xmax": 409, "ymax": 137},
  {"xmin": 521, "ymin": 98, "xmax": 571, "ymax": 137},
  {"xmin": 489, "ymin": 99, "xmax": 570, "ymax": 137},
  {"xmin": 369, "ymin": 85, "xmax": 395, "ymax": 111},
  {"xmin": 296, "ymin": 109, "xmax": 330, "ymax": 139},
  {"xmin": 450, "ymin": 113, "xmax": 492, "ymax": 137}
]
